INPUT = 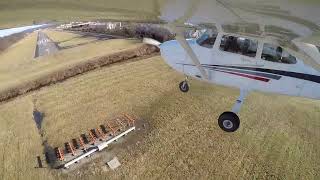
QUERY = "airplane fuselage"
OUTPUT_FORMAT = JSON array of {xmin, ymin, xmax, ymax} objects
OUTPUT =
[{"xmin": 160, "ymin": 33, "xmax": 320, "ymax": 100}]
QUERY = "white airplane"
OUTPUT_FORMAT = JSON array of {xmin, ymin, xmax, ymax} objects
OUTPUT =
[
  {"xmin": 143, "ymin": 0, "xmax": 320, "ymax": 132},
  {"xmin": 152, "ymin": 26, "xmax": 320, "ymax": 132},
  {"xmin": 2, "ymin": 0, "xmax": 320, "ymax": 132}
]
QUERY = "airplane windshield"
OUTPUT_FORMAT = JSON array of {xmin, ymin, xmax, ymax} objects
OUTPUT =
[{"xmin": 196, "ymin": 30, "xmax": 217, "ymax": 49}]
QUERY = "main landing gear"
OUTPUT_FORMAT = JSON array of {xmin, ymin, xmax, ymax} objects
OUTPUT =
[
  {"xmin": 218, "ymin": 89, "xmax": 248, "ymax": 132},
  {"xmin": 178, "ymin": 78, "xmax": 249, "ymax": 132}
]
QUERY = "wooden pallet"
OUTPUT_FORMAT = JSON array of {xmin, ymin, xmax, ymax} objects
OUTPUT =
[
  {"xmin": 55, "ymin": 147, "xmax": 64, "ymax": 161},
  {"xmin": 53, "ymin": 114, "xmax": 137, "ymax": 160}
]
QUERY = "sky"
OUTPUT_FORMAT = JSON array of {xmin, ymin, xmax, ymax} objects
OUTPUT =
[{"xmin": 0, "ymin": 24, "xmax": 45, "ymax": 38}]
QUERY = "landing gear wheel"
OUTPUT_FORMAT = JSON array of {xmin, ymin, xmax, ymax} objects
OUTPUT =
[
  {"xmin": 179, "ymin": 81, "xmax": 189, "ymax": 93},
  {"xmin": 218, "ymin": 112, "xmax": 240, "ymax": 132}
]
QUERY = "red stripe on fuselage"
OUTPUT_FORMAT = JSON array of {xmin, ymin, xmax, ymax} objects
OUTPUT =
[{"xmin": 215, "ymin": 70, "xmax": 270, "ymax": 82}]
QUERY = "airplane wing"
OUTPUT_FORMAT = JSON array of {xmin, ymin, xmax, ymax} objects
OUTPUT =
[
  {"xmin": 159, "ymin": 0, "xmax": 320, "ymax": 70},
  {"xmin": 1, "ymin": 0, "xmax": 320, "ymax": 70}
]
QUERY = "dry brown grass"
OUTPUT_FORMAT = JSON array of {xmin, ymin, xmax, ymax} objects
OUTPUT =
[
  {"xmin": 0, "ymin": 97, "xmax": 56, "ymax": 180},
  {"xmin": 0, "ymin": 30, "xmax": 159, "ymax": 103},
  {"xmin": 0, "ymin": 56, "xmax": 318, "ymax": 179},
  {"xmin": 0, "ymin": 31, "xmax": 141, "ymax": 91},
  {"xmin": 0, "ymin": 0, "xmax": 160, "ymax": 29},
  {"xmin": 0, "ymin": 32, "xmax": 27, "ymax": 52}
]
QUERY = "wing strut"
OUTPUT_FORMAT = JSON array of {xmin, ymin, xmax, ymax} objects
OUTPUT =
[{"xmin": 169, "ymin": 24, "xmax": 209, "ymax": 80}]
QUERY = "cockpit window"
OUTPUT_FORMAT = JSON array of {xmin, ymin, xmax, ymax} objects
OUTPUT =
[
  {"xmin": 261, "ymin": 43, "xmax": 297, "ymax": 64},
  {"xmin": 196, "ymin": 30, "xmax": 217, "ymax": 49},
  {"xmin": 219, "ymin": 35, "xmax": 258, "ymax": 57}
]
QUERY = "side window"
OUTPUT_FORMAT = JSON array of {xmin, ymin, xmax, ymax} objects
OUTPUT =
[
  {"xmin": 196, "ymin": 31, "xmax": 217, "ymax": 49},
  {"xmin": 261, "ymin": 43, "xmax": 297, "ymax": 64},
  {"xmin": 219, "ymin": 35, "xmax": 258, "ymax": 57}
]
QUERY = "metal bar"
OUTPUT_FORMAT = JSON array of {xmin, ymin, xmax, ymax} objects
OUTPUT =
[
  {"xmin": 232, "ymin": 89, "xmax": 249, "ymax": 113},
  {"xmin": 97, "ymin": 126, "xmax": 135, "ymax": 151},
  {"xmin": 169, "ymin": 24, "xmax": 208, "ymax": 80},
  {"xmin": 64, "ymin": 148, "xmax": 97, "ymax": 169},
  {"xmin": 63, "ymin": 126, "xmax": 136, "ymax": 169}
]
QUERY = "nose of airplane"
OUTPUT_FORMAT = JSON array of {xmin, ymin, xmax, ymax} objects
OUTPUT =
[{"xmin": 160, "ymin": 40, "xmax": 186, "ymax": 69}]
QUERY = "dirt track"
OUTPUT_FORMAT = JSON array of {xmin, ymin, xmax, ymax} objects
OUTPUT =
[{"xmin": 0, "ymin": 44, "xmax": 159, "ymax": 103}]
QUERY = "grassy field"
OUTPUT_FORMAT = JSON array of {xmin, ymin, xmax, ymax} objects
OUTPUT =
[
  {"xmin": 0, "ymin": 30, "xmax": 141, "ymax": 92},
  {"xmin": 0, "ymin": 95, "xmax": 55, "ymax": 180},
  {"xmin": 1, "ymin": 0, "xmax": 320, "ymax": 29},
  {"xmin": 0, "ymin": 56, "xmax": 318, "ymax": 179},
  {"xmin": 0, "ymin": 0, "xmax": 161, "ymax": 29}
]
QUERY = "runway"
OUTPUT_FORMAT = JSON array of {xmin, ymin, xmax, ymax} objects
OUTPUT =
[{"xmin": 34, "ymin": 31, "xmax": 59, "ymax": 58}]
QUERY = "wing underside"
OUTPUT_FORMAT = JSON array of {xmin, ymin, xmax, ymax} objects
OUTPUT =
[{"xmin": 1, "ymin": 0, "xmax": 320, "ymax": 70}]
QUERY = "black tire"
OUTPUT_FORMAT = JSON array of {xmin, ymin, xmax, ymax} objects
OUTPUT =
[
  {"xmin": 218, "ymin": 112, "xmax": 240, "ymax": 132},
  {"xmin": 179, "ymin": 81, "xmax": 189, "ymax": 93}
]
